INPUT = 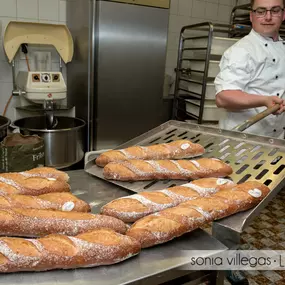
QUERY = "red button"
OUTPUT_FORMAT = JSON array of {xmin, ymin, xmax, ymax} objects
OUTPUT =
[{"xmin": 47, "ymin": 93, "xmax": 52, "ymax": 98}]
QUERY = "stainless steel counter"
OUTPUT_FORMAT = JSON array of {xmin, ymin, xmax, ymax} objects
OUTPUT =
[{"xmin": 0, "ymin": 170, "xmax": 228, "ymax": 285}]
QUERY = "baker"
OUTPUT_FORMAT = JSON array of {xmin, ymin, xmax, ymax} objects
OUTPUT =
[
  {"xmin": 215, "ymin": 0, "xmax": 285, "ymax": 284},
  {"xmin": 215, "ymin": 0, "xmax": 285, "ymax": 139}
]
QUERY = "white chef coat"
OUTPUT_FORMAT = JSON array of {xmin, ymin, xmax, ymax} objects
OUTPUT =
[{"xmin": 214, "ymin": 29, "xmax": 285, "ymax": 138}]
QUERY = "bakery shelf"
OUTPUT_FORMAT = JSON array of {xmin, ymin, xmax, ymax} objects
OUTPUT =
[{"xmin": 172, "ymin": 22, "xmax": 236, "ymax": 124}]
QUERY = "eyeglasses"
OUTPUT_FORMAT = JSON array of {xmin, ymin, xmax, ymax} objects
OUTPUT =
[{"xmin": 252, "ymin": 6, "xmax": 284, "ymax": 17}]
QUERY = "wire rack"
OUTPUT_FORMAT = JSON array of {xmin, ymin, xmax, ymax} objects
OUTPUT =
[{"xmin": 85, "ymin": 120, "xmax": 285, "ymax": 193}]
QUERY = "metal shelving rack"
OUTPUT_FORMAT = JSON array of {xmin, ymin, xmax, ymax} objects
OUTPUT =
[
  {"xmin": 172, "ymin": 3, "xmax": 285, "ymax": 124},
  {"xmin": 229, "ymin": 3, "xmax": 285, "ymax": 38},
  {"xmin": 172, "ymin": 22, "xmax": 237, "ymax": 124}
]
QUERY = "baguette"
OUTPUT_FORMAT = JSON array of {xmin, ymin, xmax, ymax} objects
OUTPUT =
[
  {"xmin": 0, "ymin": 208, "xmax": 127, "ymax": 237},
  {"xmin": 0, "ymin": 173, "xmax": 70, "ymax": 195},
  {"xmin": 96, "ymin": 140, "xmax": 205, "ymax": 167},
  {"xmin": 0, "ymin": 229, "xmax": 141, "ymax": 273},
  {"xmin": 103, "ymin": 158, "xmax": 233, "ymax": 181},
  {"xmin": 126, "ymin": 181, "xmax": 270, "ymax": 248},
  {"xmin": 101, "ymin": 178, "xmax": 235, "ymax": 222},
  {"xmin": 0, "ymin": 192, "xmax": 91, "ymax": 212},
  {"xmin": 20, "ymin": 167, "xmax": 70, "ymax": 182}
]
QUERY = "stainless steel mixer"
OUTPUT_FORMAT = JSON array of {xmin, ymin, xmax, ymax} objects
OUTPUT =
[
  {"xmin": 3, "ymin": 21, "xmax": 85, "ymax": 168},
  {"xmin": 13, "ymin": 116, "xmax": 85, "ymax": 169}
]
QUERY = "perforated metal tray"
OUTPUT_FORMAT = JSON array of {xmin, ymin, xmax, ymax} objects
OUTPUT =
[{"xmin": 85, "ymin": 120, "xmax": 285, "ymax": 193}]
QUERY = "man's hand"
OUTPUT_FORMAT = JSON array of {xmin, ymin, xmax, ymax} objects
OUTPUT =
[
  {"xmin": 216, "ymin": 91, "xmax": 285, "ymax": 114},
  {"xmin": 263, "ymin": 96, "xmax": 285, "ymax": 115}
]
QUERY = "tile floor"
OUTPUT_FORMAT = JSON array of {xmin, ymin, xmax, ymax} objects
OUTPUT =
[{"xmin": 202, "ymin": 188, "xmax": 285, "ymax": 285}]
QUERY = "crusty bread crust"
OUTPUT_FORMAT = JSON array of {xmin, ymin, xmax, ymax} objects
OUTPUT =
[
  {"xmin": 0, "ymin": 192, "xmax": 91, "ymax": 212},
  {"xmin": 0, "ymin": 173, "xmax": 70, "ymax": 195},
  {"xmin": 101, "ymin": 178, "xmax": 235, "ymax": 222},
  {"xmin": 21, "ymin": 167, "xmax": 70, "ymax": 182},
  {"xmin": 0, "ymin": 208, "xmax": 127, "ymax": 237},
  {"xmin": 126, "ymin": 181, "xmax": 270, "ymax": 248},
  {"xmin": 0, "ymin": 229, "xmax": 140, "ymax": 273},
  {"xmin": 103, "ymin": 158, "xmax": 233, "ymax": 181},
  {"xmin": 96, "ymin": 140, "xmax": 205, "ymax": 167}
]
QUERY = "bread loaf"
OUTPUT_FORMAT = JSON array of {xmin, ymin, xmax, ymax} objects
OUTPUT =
[
  {"xmin": 0, "ymin": 192, "xmax": 91, "ymax": 212},
  {"xmin": 103, "ymin": 158, "xmax": 233, "ymax": 181},
  {"xmin": 0, "ymin": 229, "xmax": 141, "ymax": 273},
  {"xmin": 126, "ymin": 181, "xmax": 270, "ymax": 248},
  {"xmin": 101, "ymin": 178, "xmax": 235, "ymax": 222},
  {"xmin": 0, "ymin": 173, "xmax": 70, "ymax": 195},
  {"xmin": 0, "ymin": 208, "xmax": 127, "ymax": 237},
  {"xmin": 96, "ymin": 140, "xmax": 205, "ymax": 167},
  {"xmin": 20, "ymin": 167, "xmax": 70, "ymax": 182}
]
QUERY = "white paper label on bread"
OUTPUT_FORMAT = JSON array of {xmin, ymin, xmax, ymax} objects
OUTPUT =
[
  {"xmin": 248, "ymin": 189, "xmax": 262, "ymax": 198},
  {"xmin": 47, "ymin": 178, "xmax": 56, "ymax": 181},
  {"xmin": 62, "ymin": 201, "xmax": 75, "ymax": 211},
  {"xmin": 181, "ymin": 143, "xmax": 190, "ymax": 150},
  {"xmin": 216, "ymin": 178, "xmax": 232, "ymax": 185}
]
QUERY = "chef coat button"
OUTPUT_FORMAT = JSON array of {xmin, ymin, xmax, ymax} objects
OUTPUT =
[
  {"xmin": 274, "ymin": 129, "xmax": 277, "ymax": 132},
  {"xmin": 273, "ymin": 59, "xmax": 276, "ymax": 62},
  {"xmin": 276, "ymin": 75, "xmax": 279, "ymax": 79},
  {"xmin": 277, "ymin": 93, "xmax": 280, "ymax": 96},
  {"xmin": 265, "ymin": 43, "xmax": 268, "ymax": 47}
]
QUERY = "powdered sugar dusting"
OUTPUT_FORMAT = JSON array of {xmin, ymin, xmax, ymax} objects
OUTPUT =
[
  {"xmin": 0, "ymin": 240, "xmax": 40, "ymax": 270},
  {"xmin": 129, "ymin": 182, "xmax": 265, "ymax": 248},
  {"xmin": 19, "ymin": 172, "xmax": 58, "ymax": 180},
  {"xmin": 108, "ymin": 158, "xmax": 232, "ymax": 181},
  {"xmin": 191, "ymin": 160, "xmax": 200, "ymax": 168},
  {"xmin": 0, "ymin": 177, "xmax": 22, "ymax": 191},
  {"xmin": 170, "ymin": 160, "xmax": 193, "ymax": 176},
  {"xmin": 117, "ymin": 149, "xmax": 132, "ymax": 159},
  {"xmin": 185, "ymin": 206, "xmax": 213, "ymax": 221},
  {"xmin": 158, "ymin": 189, "xmax": 186, "ymax": 204},
  {"xmin": 145, "ymin": 160, "xmax": 171, "ymax": 174},
  {"xmin": 120, "ymin": 161, "xmax": 151, "ymax": 177},
  {"xmin": 0, "ymin": 209, "xmax": 126, "ymax": 237},
  {"xmin": 118, "ymin": 194, "xmax": 174, "ymax": 211},
  {"xmin": 181, "ymin": 183, "xmax": 217, "ymax": 196},
  {"xmin": 27, "ymin": 239, "xmax": 45, "ymax": 252},
  {"xmin": 112, "ymin": 141, "xmax": 204, "ymax": 162},
  {"xmin": 1, "ymin": 195, "xmax": 74, "ymax": 211},
  {"xmin": 103, "ymin": 178, "xmax": 233, "ymax": 222},
  {"xmin": 0, "ymin": 231, "xmax": 140, "ymax": 272}
]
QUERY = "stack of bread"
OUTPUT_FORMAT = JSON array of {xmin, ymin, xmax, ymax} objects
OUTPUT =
[
  {"xmin": 0, "ymin": 139, "xmax": 270, "ymax": 274},
  {"xmin": 0, "ymin": 167, "xmax": 140, "ymax": 273},
  {"xmin": 96, "ymin": 139, "xmax": 269, "ymax": 246}
]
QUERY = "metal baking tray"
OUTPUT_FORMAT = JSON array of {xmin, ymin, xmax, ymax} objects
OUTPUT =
[
  {"xmin": 85, "ymin": 120, "xmax": 285, "ymax": 193},
  {"xmin": 85, "ymin": 120, "xmax": 285, "ymax": 247}
]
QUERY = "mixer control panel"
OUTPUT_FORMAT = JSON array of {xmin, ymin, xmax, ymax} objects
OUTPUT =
[
  {"xmin": 32, "ymin": 73, "xmax": 40, "ymax": 82},
  {"xmin": 16, "ymin": 71, "xmax": 67, "ymax": 102},
  {"xmin": 32, "ymin": 72, "xmax": 61, "ymax": 83}
]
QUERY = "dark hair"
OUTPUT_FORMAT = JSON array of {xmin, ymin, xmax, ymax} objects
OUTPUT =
[{"xmin": 251, "ymin": 0, "xmax": 285, "ymax": 7}]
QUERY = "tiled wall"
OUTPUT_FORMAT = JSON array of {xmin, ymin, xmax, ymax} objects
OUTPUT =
[
  {"xmin": 0, "ymin": 0, "xmax": 66, "ymax": 119},
  {"xmin": 165, "ymin": 0, "xmax": 246, "ymax": 93}
]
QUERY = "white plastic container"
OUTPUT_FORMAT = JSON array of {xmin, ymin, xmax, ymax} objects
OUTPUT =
[
  {"xmin": 185, "ymin": 98, "xmax": 224, "ymax": 121},
  {"xmin": 190, "ymin": 37, "xmax": 238, "ymax": 56},
  {"xmin": 180, "ymin": 81, "xmax": 216, "ymax": 100},
  {"xmin": 189, "ymin": 60, "xmax": 220, "ymax": 78}
]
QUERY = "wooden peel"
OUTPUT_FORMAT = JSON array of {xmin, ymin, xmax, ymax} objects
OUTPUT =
[{"xmin": 232, "ymin": 104, "xmax": 280, "ymax": 132}]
